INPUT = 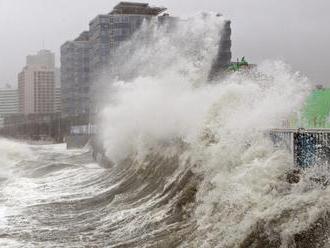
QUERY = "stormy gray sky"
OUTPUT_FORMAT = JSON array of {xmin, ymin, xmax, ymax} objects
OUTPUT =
[{"xmin": 0, "ymin": 0, "xmax": 329, "ymax": 87}]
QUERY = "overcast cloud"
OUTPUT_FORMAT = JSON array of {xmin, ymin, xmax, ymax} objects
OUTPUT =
[{"xmin": 0, "ymin": 0, "xmax": 329, "ymax": 87}]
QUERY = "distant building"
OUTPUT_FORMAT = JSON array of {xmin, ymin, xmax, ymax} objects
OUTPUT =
[
  {"xmin": 18, "ymin": 50, "xmax": 58, "ymax": 115},
  {"xmin": 0, "ymin": 88, "xmax": 19, "ymax": 127},
  {"xmin": 61, "ymin": 2, "xmax": 168, "ymax": 118},
  {"xmin": 27, "ymin": 50, "xmax": 61, "ymax": 88},
  {"xmin": 18, "ymin": 65, "xmax": 55, "ymax": 115},
  {"xmin": 26, "ymin": 49, "xmax": 55, "ymax": 68}
]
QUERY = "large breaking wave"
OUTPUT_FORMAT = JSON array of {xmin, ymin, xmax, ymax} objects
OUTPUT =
[{"xmin": 96, "ymin": 13, "xmax": 330, "ymax": 247}]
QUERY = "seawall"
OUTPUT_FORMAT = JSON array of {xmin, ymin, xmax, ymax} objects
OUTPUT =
[{"xmin": 65, "ymin": 135, "xmax": 90, "ymax": 149}]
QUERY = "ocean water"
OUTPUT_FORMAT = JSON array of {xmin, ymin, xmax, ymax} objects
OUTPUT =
[{"xmin": 1, "ymin": 13, "xmax": 329, "ymax": 248}]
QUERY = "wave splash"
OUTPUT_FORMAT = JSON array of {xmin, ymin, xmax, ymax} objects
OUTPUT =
[{"xmin": 95, "ymin": 12, "xmax": 330, "ymax": 247}]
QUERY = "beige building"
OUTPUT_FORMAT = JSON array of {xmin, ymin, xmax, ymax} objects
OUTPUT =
[{"xmin": 18, "ymin": 65, "xmax": 55, "ymax": 114}]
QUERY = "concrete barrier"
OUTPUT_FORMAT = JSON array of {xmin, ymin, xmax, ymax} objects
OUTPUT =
[{"xmin": 65, "ymin": 135, "xmax": 91, "ymax": 149}]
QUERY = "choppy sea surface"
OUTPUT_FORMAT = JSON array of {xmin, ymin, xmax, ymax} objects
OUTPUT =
[
  {"xmin": 0, "ymin": 140, "xmax": 199, "ymax": 247},
  {"xmin": 1, "ymin": 134, "xmax": 330, "ymax": 248}
]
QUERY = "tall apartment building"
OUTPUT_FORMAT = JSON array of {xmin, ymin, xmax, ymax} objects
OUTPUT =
[
  {"xmin": 89, "ymin": 2, "xmax": 166, "ymax": 73},
  {"xmin": 61, "ymin": 2, "xmax": 167, "ymax": 117},
  {"xmin": 18, "ymin": 65, "xmax": 55, "ymax": 115},
  {"xmin": 0, "ymin": 88, "xmax": 19, "ymax": 127},
  {"xmin": 208, "ymin": 20, "xmax": 232, "ymax": 81},
  {"xmin": 61, "ymin": 31, "xmax": 91, "ymax": 117},
  {"xmin": 89, "ymin": 3, "xmax": 167, "ymax": 95}
]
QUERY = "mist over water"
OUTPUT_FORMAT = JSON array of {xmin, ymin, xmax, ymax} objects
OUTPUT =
[{"xmin": 2, "ymin": 13, "xmax": 330, "ymax": 248}]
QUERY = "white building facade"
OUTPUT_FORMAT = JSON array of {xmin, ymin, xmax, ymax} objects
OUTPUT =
[{"xmin": 0, "ymin": 88, "xmax": 19, "ymax": 127}]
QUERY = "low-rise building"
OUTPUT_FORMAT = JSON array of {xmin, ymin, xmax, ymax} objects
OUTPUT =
[{"xmin": 0, "ymin": 88, "xmax": 19, "ymax": 128}]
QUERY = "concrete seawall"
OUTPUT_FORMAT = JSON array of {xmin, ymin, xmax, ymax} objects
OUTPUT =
[
  {"xmin": 64, "ymin": 129, "xmax": 112, "ymax": 167},
  {"xmin": 65, "ymin": 135, "xmax": 91, "ymax": 149}
]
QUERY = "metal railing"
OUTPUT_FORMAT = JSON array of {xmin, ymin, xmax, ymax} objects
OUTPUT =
[
  {"xmin": 70, "ymin": 124, "xmax": 96, "ymax": 136},
  {"xmin": 270, "ymin": 128, "xmax": 330, "ymax": 168}
]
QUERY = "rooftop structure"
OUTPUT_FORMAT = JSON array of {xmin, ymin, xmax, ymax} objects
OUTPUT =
[
  {"xmin": 26, "ymin": 50, "xmax": 55, "ymax": 69},
  {"xmin": 302, "ymin": 88, "xmax": 330, "ymax": 128},
  {"xmin": 110, "ymin": 2, "xmax": 167, "ymax": 15},
  {"xmin": 75, "ymin": 31, "xmax": 90, "ymax": 42}
]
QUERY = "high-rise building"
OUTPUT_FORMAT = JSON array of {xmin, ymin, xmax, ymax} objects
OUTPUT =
[
  {"xmin": 89, "ymin": 2, "xmax": 167, "ymax": 80},
  {"xmin": 18, "ymin": 65, "xmax": 55, "ymax": 115},
  {"xmin": 61, "ymin": 2, "xmax": 167, "ymax": 117},
  {"xmin": 61, "ymin": 31, "xmax": 91, "ymax": 117},
  {"xmin": 208, "ymin": 20, "xmax": 232, "ymax": 81},
  {"xmin": 0, "ymin": 88, "xmax": 19, "ymax": 128}
]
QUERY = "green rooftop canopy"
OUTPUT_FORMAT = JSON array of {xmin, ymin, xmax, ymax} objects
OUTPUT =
[{"xmin": 302, "ymin": 88, "xmax": 330, "ymax": 128}]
